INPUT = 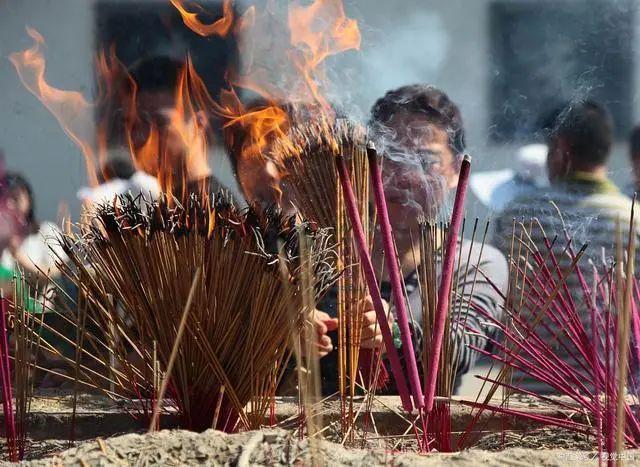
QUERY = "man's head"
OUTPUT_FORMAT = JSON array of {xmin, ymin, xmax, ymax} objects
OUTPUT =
[
  {"xmin": 629, "ymin": 125, "xmax": 640, "ymax": 189},
  {"xmin": 107, "ymin": 56, "xmax": 210, "ymax": 189},
  {"xmin": 546, "ymin": 100, "xmax": 613, "ymax": 182},
  {"xmin": 223, "ymin": 98, "xmax": 289, "ymax": 210},
  {"xmin": 369, "ymin": 84, "xmax": 465, "ymax": 224}
]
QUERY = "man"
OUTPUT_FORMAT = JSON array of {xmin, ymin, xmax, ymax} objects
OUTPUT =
[
  {"xmin": 494, "ymin": 100, "xmax": 635, "ymax": 264},
  {"xmin": 104, "ymin": 56, "xmax": 239, "ymax": 201},
  {"xmin": 493, "ymin": 100, "xmax": 636, "ymax": 393},
  {"xmin": 232, "ymin": 86, "xmax": 508, "ymax": 394},
  {"xmin": 317, "ymin": 85, "xmax": 508, "ymax": 394}
]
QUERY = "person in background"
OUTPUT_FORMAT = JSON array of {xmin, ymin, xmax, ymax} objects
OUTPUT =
[
  {"xmin": 222, "ymin": 98, "xmax": 289, "ymax": 211},
  {"xmin": 315, "ymin": 85, "xmax": 508, "ymax": 394},
  {"xmin": 627, "ymin": 125, "xmax": 640, "ymax": 197},
  {"xmin": 493, "ymin": 100, "xmax": 635, "ymax": 262},
  {"xmin": 103, "ymin": 56, "xmax": 238, "ymax": 200},
  {"xmin": 77, "ymin": 156, "xmax": 160, "ymax": 207},
  {"xmin": 0, "ymin": 171, "xmax": 66, "ymax": 311},
  {"xmin": 469, "ymin": 143, "xmax": 548, "ymax": 213},
  {"xmin": 0, "ymin": 172, "xmax": 35, "ymax": 283},
  {"xmin": 492, "ymin": 100, "xmax": 636, "ymax": 393}
]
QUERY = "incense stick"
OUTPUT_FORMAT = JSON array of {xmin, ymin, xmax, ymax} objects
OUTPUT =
[
  {"xmin": 615, "ymin": 197, "xmax": 636, "ymax": 464},
  {"xmin": 335, "ymin": 154, "xmax": 413, "ymax": 412},
  {"xmin": 424, "ymin": 155, "xmax": 471, "ymax": 414},
  {"xmin": 366, "ymin": 142, "xmax": 423, "ymax": 410}
]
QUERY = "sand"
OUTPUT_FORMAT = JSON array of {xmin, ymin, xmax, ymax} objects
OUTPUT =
[{"xmin": 18, "ymin": 428, "xmax": 635, "ymax": 466}]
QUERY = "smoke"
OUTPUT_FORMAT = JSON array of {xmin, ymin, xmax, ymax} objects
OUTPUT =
[
  {"xmin": 358, "ymin": 11, "xmax": 448, "ymax": 105},
  {"xmin": 371, "ymin": 115, "xmax": 452, "ymax": 230}
]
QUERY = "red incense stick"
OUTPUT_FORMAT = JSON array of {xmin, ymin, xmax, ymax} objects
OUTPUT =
[
  {"xmin": 0, "ymin": 295, "xmax": 16, "ymax": 461},
  {"xmin": 366, "ymin": 143, "xmax": 424, "ymax": 410},
  {"xmin": 424, "ymin": 155, "xmax": 471, "ymax": 413},
  {"xmin": 335, "ymin": 154, "xmax": 413, "ymax": 412}
]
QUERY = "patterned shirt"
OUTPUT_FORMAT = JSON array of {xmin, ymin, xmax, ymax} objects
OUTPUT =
[{"xmin": 318, "ymin": 239, "xmax": 508, "ymax": 395}]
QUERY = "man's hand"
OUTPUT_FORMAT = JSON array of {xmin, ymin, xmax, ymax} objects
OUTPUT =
[
  {"xmin": 305, "ymin": 310, "xmax": 338, "ymax": 358},
  {"xmin": 360, "ymin": 296, "xmax": 393, "ymax": 350}
]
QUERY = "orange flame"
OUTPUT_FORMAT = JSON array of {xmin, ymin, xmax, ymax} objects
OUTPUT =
[
  {"xmin": 13, "ymin": 0, "xmax": 362, "ymax": 208},
  {"xmin": 170, "ymin": 0, "xmax": 234, "ymax": 37},
  {"xmin": 123, "ymin": 57, "xmax": 213, "ymax": 198},
  {"xmin": 289, "ymin": 0, "xmax": 361, "ymax": 69},
  {"xmin": 11, "ymin": 27, "xmax": 213, "ymax": 200},
  {"xmin": 288, "ymin": 0, "xmax": 361, "ymax": 109},
  {"xmin": 9, "ymin": 27, "xmax": 99, "ymax": 186}
]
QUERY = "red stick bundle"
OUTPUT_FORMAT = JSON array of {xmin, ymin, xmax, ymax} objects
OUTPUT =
[
  {"xmin": 424, "ymin": 155, "xmax": 471, "ymax": 413},
  {"xmin": 335, "ymin": 155, "xmax": 413, "ymax": 411},
  {"xmin": 367, "ymin": 143, "xmax": 424, "ymax": 410}
]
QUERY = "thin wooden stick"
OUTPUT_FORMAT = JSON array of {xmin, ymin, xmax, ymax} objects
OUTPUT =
[{"xmin": 148, "ymin": 267, "xmax": 201, "ymax": 432}]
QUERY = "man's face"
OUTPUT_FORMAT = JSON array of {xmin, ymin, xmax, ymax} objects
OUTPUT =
[
  {"xmin": 380, "ymin": 111, "xmax": 459, "ymax": 230},
  {"xmin": 128, "ymin": 91, "xmax": 209, "ymax": 182},
  {"xmin": 237, "ymin": 155, "xmax": 283, "ymax": 211}
]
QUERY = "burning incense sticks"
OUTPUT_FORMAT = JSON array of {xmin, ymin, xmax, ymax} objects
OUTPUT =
[
  {"xmin": 51, "ymin": 193, "xmax": 338, "ymax": 432},
  {"xmin": 366, "ymin": 142, "xmax": 423, "ymax": 410},
  {"xmin": 424, "ymin": 155, "xmax": 471, "ymax": 414},
  {"xmin": 273, "ymin": 118, "xmax": 394, "ymax": 428}
]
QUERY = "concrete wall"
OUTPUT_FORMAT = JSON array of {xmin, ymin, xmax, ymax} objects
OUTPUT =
[{"xmin": 0, "ymin": 0, "xmax": 638, "ymax": 222}]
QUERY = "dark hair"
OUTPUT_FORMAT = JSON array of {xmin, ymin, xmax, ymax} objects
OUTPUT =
[
  {"xmin": 128, "ymin": 56, "xmax": 183, "ymax": 94},
  {"xmin": 97, "ymin": 156, "xmax": 136, "ymax": 184},
  {"xmin": 630, "ymin": 125, "xmax": 640, "ymax": 160},
  {"xmin": 3, "ymin": 172, "xmax": 35, "ymax": 226},
  {"xmin": 550, "ymin": 100, "xmax": 613, "ymax": 166},
  {"xmin": 369, "ymin": 84, "xmax": 465, "ymax": 155}
]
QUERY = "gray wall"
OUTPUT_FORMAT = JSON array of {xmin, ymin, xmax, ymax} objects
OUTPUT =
[{"xmin": 0, "ymin": 0, "xmax": 638, "ymax": 222}]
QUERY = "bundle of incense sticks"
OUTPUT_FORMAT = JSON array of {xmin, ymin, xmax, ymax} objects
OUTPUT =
[
  {"xmin": 273, "ymin": 118, "xmax": 396, "ymax": 428},
  {"xmin": 44, "ymin": 193, "xmax": 338, "ymax": 432},
  {"xmin": 417, "ymin": 217, "xmax": 490, "ymax": 452},
  {"xmin": 455, "ymin": 215, "xmax": 640, "ymax": 461}
]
